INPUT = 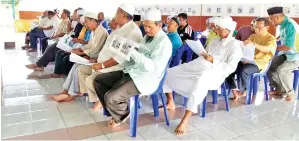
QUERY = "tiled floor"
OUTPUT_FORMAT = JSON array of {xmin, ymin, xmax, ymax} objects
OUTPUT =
[{"xmin": 1, "ymin": 28, "xmax": 299, "ymax": 140}]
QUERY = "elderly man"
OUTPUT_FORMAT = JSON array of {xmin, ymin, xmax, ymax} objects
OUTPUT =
[
  {"xmin": 93, "ymin": 8, "xmax": 172, "ymax": 128},
  {"xmin": 267, "ymin": 7, "xmax": 299, "ymax": 101},
  {"xmin": 108, "ymin": 17, "xmax": 118, "ymax": 34},
  {"xmin": 98, "ymin": 12, "xmax": 109, "ymax": 30},
  {"xmin": 25, "ymin": 9, "xmax": 71, "ymax": 71},
  {"xmin": 22, "ymin": 10, "xmax": 49, "ymax": 50},
  {"xmin": 226, "ymin": 17, "xmax": 277, "ymax": 101},
  {"xmin": 26, "ymin": 10, "xmax": 59, "ymax": 52},
  {"xmin": 77, "ymin": 3, "xmax": 142, "ymax": 111},
  {"xmin": 204, "ymin": 16, "xmax": 220, "ymax": 47},
  {"xmin": 235, "ymin": 17, "xmax": 258, "ymax": 41},
  {"xmin": 53, "ymin": 15, "xmax": 92, "ymax": 78},
  {"xmin": 163, "ymin": 16, "xmax": 242, "ymax": 135},
  {"xmin": 49, "ymin": 12, "xmax": 108, "ymax": 102}
]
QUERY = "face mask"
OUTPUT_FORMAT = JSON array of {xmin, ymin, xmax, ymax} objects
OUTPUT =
[{"xmin": 71, "ymin": 21, "xmax": 78, "ymax": 28}]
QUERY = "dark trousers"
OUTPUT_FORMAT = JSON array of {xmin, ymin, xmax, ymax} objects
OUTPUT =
[
  {"xmin": 36, "ymin": 42, "xmax": 60, "ymax": 67},
  {"xmin": 29, "ymin": 28, "xmax": 46, "ymax": 49},
  {"xmin": 93, "ymin": 71, "xmax": 139, "ymax": 123},
  {"xmin": 54, "ymin": 50, "xmax": 74, "ymax": 75},
  {"xmin": 41, "ymin": 37, "xmax": 50, "ymax": 53},
  {"xmin": 25, "ymin": 32, "xmax": 30, "ymax": 44},
  {"xmin": 226, "ymin": 62, "xmax": 260, "ymax": 92}
]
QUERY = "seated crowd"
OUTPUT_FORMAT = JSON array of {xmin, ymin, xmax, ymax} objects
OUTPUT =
[{"xmin": 22, "ymin": 4, "xmax": 299, "ymax": 135}]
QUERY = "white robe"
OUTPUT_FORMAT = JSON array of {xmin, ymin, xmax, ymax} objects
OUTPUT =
[{"xmin": 163, "ymin": 37, "xmax": 243, "ymax": 113}]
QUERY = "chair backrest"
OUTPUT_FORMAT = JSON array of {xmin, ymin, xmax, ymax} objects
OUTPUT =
[
  {"xmin": 194, "ymin": 31, "xmax": 202, "ymax": 40},
  {"xmin": 153, "ymin": 59, "xmax": 172, "ymax": 94},
  {"xmin": 184, "ymin": 44, "xmax": 194, "ymax": 62},
  {"xmin": 261, "ymin": 42, "xmax": 279, "ymax": 74},
  {"xmin": 170, "ymin": 45, "xmax": 186, "ymax": 67}
]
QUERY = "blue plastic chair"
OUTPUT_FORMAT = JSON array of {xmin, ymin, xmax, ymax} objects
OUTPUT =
[
  {"xmin": 201, "ymin": 83, "xmax": 229, "ymax": 117},
  {"xmin": 129, "ymin": 60, "xmax": 171, "ymax": 137},
  {"xmin": 294, "ymin": 70, "xmax": 299, "ymax": 99}
]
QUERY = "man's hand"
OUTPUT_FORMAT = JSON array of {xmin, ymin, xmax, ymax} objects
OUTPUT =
[
  {"xmin": 38, "ymin": 26, "xmax": 44, "ymax": 30},
  {"xmin": 244, "ymin": 40, "xmax": 252, "ymax": 45},
  {"xmin": 91, "ymin": 63, "xmax": 102, "ymax": 70},
  {"xmin": 83, "ymin": 56, "xmax": 90, "ymax": 60},
  {"xmin": 89, "ymin": 58, "xmax": 97, "ymax": 63},
  {"xmin": 277, "ymin": 45, "xmax": 291, "ymax": 51},
  {"xmin": 200, "ymin": 52, "xmax": 214, "ymax": 63}
]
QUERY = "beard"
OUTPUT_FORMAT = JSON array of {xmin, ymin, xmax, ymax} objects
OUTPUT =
[{"xmin": 145, "ymin": 36, "xmax": 154, "ymax": 43}]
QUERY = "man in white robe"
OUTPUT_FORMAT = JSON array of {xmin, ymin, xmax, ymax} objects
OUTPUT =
[{"xmin": 163, "ymin": 16, "xmax": 243, "ymax": 135}]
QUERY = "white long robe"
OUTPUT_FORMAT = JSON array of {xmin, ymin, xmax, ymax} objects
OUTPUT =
[{"xmin": 163, "ymin": 37, "xmax": 243, "ymax": 113}]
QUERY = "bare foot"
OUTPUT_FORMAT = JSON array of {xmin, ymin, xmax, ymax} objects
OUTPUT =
[
  {"xmin": 21, "ymin": 45, "xmax": 30, "ymax": 50},
  {"xmin": 91, "ymin": 101, "xmax": 102, "ymax": 111},
  {"xmin": 59, "ymin": 89, "xmax": 68, "ymax": 94},
  {"xmin": 159, "ymin": 102, "xmax": 176, "ymax": 110},
  {"xmin": 33, "ymin": 66, "xmax": 44, "ymax": 71},
  {"xmin": 60, "ymin": 95, "xmax": 75, "ymax": 102},
  {"xmin": 51, "ymin": 73, "xmax": 64, "ymax": 78},
  {"xmin": 77, "ymin": 93, "xmax": 85, "ymax": 96},
  {"xmin": 285, "ymin": 94, "xmax": 295, "ymax": 102},
  {"xmin": 27, "ymin": 48, "xmax": 37, "ymax": 52},
  {"xmin": 25, "ymin": 64, "xmax": 37, "ymax": 69},
  {"xmin": 269, "ymin": 90, "xmax": 281, "ymax": 95},
  {"xmin": 239, "ymin": 91, "xmax": 246, "ymax": 97},
  {"xmin": 230, "ymin": 90, "xmax": 239, "ymax": 102},
  {"xmin": 107, "ymin": 119, "xmax": 121, "ymax": 128},
  {"xmin": 49, "ymin": 94, "xmax": 69, "ymax": 102},
  {"xmin": 175, "ymin": 122, "xmax": 186, "ymax": 135}
]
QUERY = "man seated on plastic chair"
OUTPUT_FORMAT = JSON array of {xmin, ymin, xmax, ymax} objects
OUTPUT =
[
  {"xmin": 226, "ymin": 17, "xmax": 277, "ymax": 101},
  {"xmin": 267, "ymin": 7, "xmax": 299, "ymax": 102},
  {"xmin": 92, "ymin": 9, "xmax": 172, "ymax": 128},
  {"xmin": 162, "ymin": 16, "xmax": 242, "ymax": 135}
]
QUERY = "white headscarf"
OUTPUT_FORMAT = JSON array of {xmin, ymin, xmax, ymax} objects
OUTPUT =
[{"xmin": 215, "ymin": 16, "xmax": 237, "ymax": 39}]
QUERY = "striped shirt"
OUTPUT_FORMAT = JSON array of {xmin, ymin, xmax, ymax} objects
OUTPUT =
[{"xmin": 178, "ymin": 24, "xmax": 194, "ymax": 42}]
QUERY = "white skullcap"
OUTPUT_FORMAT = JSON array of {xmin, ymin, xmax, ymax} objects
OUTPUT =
[
  {"xmin": 77, "ymin": 10, "xmax": 85, "ymax": 16},
  {"xmin": 215, "ymin": 16, "xmax": 236, "ymax": 31},
  {"xmin": 144, "ymin": 9, "xmax": 161, "ymax": 21},
  {"xmin": 80, "ymin": 16, "xmax": 85, "ymax": 24},
  {"xmin": 84, "ymin": 12, "xmax": 97, "ymax": 20},
  {"xmin": 209, "ymin": 16, "xmax": 219, "ymax": 24},
  {"xmin": 119, "ymin": 3, "xmax": 135, "ymax": 16}
]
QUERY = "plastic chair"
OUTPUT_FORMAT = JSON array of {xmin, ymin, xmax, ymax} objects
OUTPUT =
[
  {"xmin": 201, "ymin": 83, "xmax": 229, "ymax": 117},
  {"xmin": 129, "ymin": 60, "xmax": 171, "ymax": 137},
  {"xmin": 294, "ymin": 70, "xmax": 299, "ymax": 99}
]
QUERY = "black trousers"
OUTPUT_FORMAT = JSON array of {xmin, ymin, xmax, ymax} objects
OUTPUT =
[
  {"xmin": 36, "ymin": 43, "xmax": 61, "ymax": 67},
  {"xmin": 41, "ymin": 37, "xmax": 50, "ymax": 53},
  {"xmin": 54, "ymin": 50, "xmax": 74, "ymax": 75},
  {"xmin": 225, "ymin": 62, "xmax": 260, "ymax": 92}
]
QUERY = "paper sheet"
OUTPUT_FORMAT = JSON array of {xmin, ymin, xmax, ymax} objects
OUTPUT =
[
  {"xmin": 108, "ymin": 35, "xmax": 148, "ymax": 61},
  {"xmin": 240, "ymin": 42, "xmax": 256, "ymax": 64},
  {"xmin": 47, "ymin": 39, "xmax": 57, "ymax": 46},
  {"xmin": 69, "ymin": 53, "xmax": 95, "ymax": 66},
  {"xmin": 56, "ymin": 36, "xmax": 82, "ymax": 52},
  {"xmin": 185, "ymin": 40, "xmax": 206, "ymax": 55}
]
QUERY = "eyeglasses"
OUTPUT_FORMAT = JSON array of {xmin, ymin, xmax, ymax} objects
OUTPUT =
[{"xmin": 253, "ymin": 26, "xmax": 266, "ymax": 30}]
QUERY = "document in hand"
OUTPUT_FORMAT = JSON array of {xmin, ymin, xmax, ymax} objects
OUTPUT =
[
  {"xmin": 185, "ymin": 40, "xmax": 206, "ymax": 55},
  {"xmin": 57, "ymin": 36, "xmax": 82, "ymax": 52},
  {"xmin": 240, "ymin": 42, "xmax": 256, "ymax": 64},
  {"xmin": 47, "ymin": 39, "xmax": 57, "ymax": 46},
  {"xmin": 69, "ymin": 53, "xmax": 94, "ymax": 66},
  {"xmin": 108, "ymin": 35, "xmax": 148, "ymax": 61}
]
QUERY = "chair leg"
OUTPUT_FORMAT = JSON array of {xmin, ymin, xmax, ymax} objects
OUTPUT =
[
  {"xmin": 151, "ymin": 94, "xmax": 159, "ymax": 117},
  {"xmin": 172, "ymin": 91, "xmax": 175, "ymax": 100},
  {"xmin": 246, "ymin": 75, "xmax": 253, "ymax": 104},
  {"xmin": 252, "ymin": 76, "xmax": 259, "ymax": 96},
  {"xmin": 200, "ymin": 97, "xmax": 207, "ymax": 118},
  {"xmin": 212, "ymin": 90, "xmax": 218, "ymax": 104},
  {"xmin": 129, "ymin": 95, "xmax": 139, "ymax": 137},
  {"xmin": 160, "ymin": 93, "xmax": 170, "ymax": 126},
  {"xmin": 222, "ymin": 84, "xmax": 229, "ymax": 112},
  {"xmin": 263, "ymin": 76, "xmax": 269, "ymax": 101},
  {"xmin": 293, "ymin": 71, "xmax": 299, "ymax": 91}
]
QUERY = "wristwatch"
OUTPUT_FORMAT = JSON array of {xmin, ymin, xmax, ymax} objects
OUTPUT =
[{"xmin": 101, "ymin": 63, "xmax": 106, "ymax": 69}]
